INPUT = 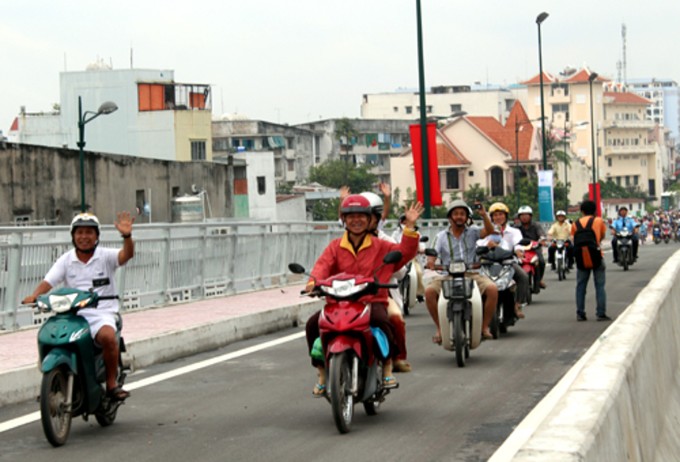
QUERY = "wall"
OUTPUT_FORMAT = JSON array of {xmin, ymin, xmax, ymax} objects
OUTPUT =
[
  {"xmin": 0, "ymin": 142, "xmax": 229, "ymax": 225},
  {"xmin": 234, "ymin": 151, "xmax": 276, "ymax": 220}
]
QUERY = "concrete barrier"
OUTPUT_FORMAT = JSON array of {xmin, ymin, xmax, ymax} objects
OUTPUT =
[{"xmin": 491, "ymin": 249, "xmax": 680, "ymax": 462}]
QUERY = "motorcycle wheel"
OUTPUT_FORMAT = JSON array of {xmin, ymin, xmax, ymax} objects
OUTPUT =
[
  {"xmin": 557, "ymin": 260, "xmax": 565, "ymax": 281},
  {"xmin": 489, "ymin": 308, "xmax": 500, "ymax": 340},
  {"xmin": 532, "ymin": 273, "xmax": 540, "ymax": 294},
  {"xmin": 95, "ymin": 400, "xmax": 119, "ymax": 427},
  {"xmin": 401, "ymin": 276, "xmax": 410, "ymax": 316},
  {"xmin": 40, "ymin": 367, "xmax": 72, "ymax": 447},
  {"xmin": 622, "ymin": 249, "xmax": 629, "ymax": 271},
  {"xmin": 363, "ymin": 395, "xmax": 381, "ymax": 416},
  {"xmin": 453, "ymin": 313, "xmax": 466, "ymax": 368},
  {"xmin": 526, "ymin": 285, "xmax": 533, "ymax": 305},
  {"xmin": 329, "ymin": 352, "xmax": 354, "ymax": 434}
]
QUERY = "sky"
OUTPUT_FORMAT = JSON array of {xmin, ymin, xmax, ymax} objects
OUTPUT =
[{"xmin": 2, "ymin": 0, "xmax": 679, "ymax": 133}]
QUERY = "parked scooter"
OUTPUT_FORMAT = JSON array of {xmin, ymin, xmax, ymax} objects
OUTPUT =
[
  {"xmin": 518, "ymin": 239, "xmax": 541, "ymax": 303},
  {"xmin": 399, "ymin": 236, "xmax": 428, "ymax": 316},
  {"xmin": 552, "ymin": 239, "xmax": 570, "ymax": 281},
  {"xmin": 477, "ymin": 246, "xmax": 517, "ymax": 338},
  {"xmin": 615, "ymin": 228, "xmax": 635, "ymax": 271},
  {"xmin": 653, "ymin": 224, "xmax": 661, "ymax": 244},
  {"xmin": 289, "ymin": 252, "xmax": 401, "ymax": 434},
  {"xmin": 425, "ymin": 249, "xmax": 483, "ymax": 367},
  {"xmin": 34, "ymin": 288, "xmax": 131, "ymax": 447}
]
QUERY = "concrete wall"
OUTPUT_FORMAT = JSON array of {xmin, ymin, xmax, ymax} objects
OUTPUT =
[
  {"xmin": 0, "ymin": 142, "xmax": 230, "ymax": 225},
  {"xmin": 491, "ymin": 249, "xmax": 680, "ymax": 462}
]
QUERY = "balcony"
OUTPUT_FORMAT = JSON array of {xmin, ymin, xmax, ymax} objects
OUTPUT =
[
  {"xmin": 603, "ymin": 119, "xmax": 655, "ymax": 130},
  {"xmin": 603, "ymin": 145, "xmax": 655, "ymax": 156}
]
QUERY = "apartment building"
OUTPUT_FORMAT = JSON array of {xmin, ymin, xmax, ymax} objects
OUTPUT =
[{"xmin": 627, "ymin": 78, "xmax": 680, "ymax": 143}]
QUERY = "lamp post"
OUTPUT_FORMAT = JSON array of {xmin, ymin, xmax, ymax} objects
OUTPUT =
[
  {"xmin": 77, "ymin": 96, "xmax": 118, "ymax": 212},
  {"xmin": 588, "ymin": 72, "xmax": 599, "ymax": 191},
  {"xmin": 536, "ymin": 12, "xmax": 549, "ymax": 170},
  {"xmin": 415, "ymin": 0, "xmax": 431, "ymax": 218}
]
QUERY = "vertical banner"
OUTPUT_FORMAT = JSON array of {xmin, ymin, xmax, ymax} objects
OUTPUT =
[
  {"xmin": 588, "ymin": 183, "xmax": 602, "ymax": 217},
  {"xmin": 537, "ymin": 170, "xmax": 554, "ymax": 222},
  {"xmin": 409, "ymin": 123, "xmax": 442, "ymax": 206}
]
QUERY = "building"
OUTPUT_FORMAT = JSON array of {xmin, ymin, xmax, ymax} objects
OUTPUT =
[
  {"xmin": 295, "ymin": 118, "xmax": 412, "ymax": 184},
  {"xmin": 627, "ymin": 78, "xmax": 680, "ymax": 144},
  {"xmin": 9, "ymin": 64, "xmax": 212, "ymax": 162},
  {"xmin": 360, "ymin": 83, "xmax": 524, "ymax": 125},
  {"xmin": 212, "ymin": 115, "xmax": 315, "ymax": 186}
]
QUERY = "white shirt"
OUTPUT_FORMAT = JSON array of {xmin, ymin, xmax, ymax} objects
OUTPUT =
[{"xmin": 44, "ymin": 247, "xmax": 121, "ymax": 314}]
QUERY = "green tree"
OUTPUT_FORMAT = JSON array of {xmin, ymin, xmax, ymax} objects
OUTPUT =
[
  {"xmin": 335, "ymin": 118, "xmax": 359, "ymax": 165},
  {"xmin": 308, "ymin": 159, "xmax": 377, "ymax": 193}
]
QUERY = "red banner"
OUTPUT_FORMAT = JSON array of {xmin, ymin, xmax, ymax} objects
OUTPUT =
[
  {"xmin": 409, "ymin": 123, "xmax": 442, "ymax": 206},
  {"xmin": 588, "ymin": 183, "xmax": 602, "ymax": 217}
]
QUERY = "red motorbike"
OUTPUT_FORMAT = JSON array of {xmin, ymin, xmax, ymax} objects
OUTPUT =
[
  {"xmin": 289, "ymin": 251, "xmax": 401, "ymax": 434},
  {"xmin": 519, "ymin": 239, "xmax": 542, "ymax": 303}
]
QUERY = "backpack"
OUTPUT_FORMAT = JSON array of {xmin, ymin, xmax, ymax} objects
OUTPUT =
[{"xmin": 573, "ymin": 216, "xmax": 602, "ymax": 270}]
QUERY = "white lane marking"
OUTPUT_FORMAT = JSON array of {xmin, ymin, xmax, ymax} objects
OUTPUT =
[{"xmin": 0, "ymin": 331, "xmax": 305, "ymax": 434}]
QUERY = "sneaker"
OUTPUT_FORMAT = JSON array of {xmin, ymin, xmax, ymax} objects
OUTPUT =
[
  {"xmin": 577, "ymin": 313, "xmax": 587, "ymax": 321},
  {"xmin": 597, "ymin": 315, "xmax": 613, "ymax": 322}
]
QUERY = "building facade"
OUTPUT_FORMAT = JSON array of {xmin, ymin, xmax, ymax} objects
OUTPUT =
[
  {"xmin": 627, "ymin": 78, "xmax": 680, "ymax": 144},
  {"xmin": 9, "ymin": 66, "xmax": 212, "ymax": 162}
]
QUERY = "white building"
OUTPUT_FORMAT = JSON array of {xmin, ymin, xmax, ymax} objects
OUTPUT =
[
  {"xmin": 360, "ymin": 84, "xmax": 526, "ymax": 125},
  {"xmin": 9, "ymin": 65, "xmax": 212, "ymax": 162},
  {"xmin": 233, "ymin": 151, "xmax": 277, "ymax": 220},
  {"xmin": 627, "ymin": 78, "xmax": 680, "ymax": 144}
]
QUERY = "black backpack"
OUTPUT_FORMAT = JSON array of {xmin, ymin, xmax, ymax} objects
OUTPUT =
[{"xmin": 573, "ymin": 216, "xmax": 602, "ymax": 270}]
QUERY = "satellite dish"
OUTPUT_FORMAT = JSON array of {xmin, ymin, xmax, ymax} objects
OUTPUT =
[{"xmin": 191, "ymin": 184, "xmax": 199, "ymax": 193}]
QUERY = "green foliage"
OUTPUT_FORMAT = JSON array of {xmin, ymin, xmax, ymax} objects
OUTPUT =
[
  {"xmin": 311, "ymin": 198, "xmax": 341, "ymax": 221},
  {"xmin": 463, "ymin": 184, "xmax": 488, "ymax": 205},
  {"xmin": 599, "ymin": 180, "xmax": 646, "ymax": 199},
  {"xmin": 335, "ymin": 118, "xmax": 359, "ymax": 156},
  {"xmin": 308, "ymin": 159, "xmax": 377, "ymax": 193}
]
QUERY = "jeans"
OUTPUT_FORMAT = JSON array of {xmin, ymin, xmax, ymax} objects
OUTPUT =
[{"xmin": 576, "ymin": 262, "xmax": 607, "ymax": 317}]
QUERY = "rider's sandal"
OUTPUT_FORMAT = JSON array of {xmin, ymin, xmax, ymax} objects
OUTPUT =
[
  {"xmin": 383, "ymin": 376, "xmax": 399, "ymax": 389},
  {"xmin": 312, "ymin": 383, "xmax": 326, "ymax": 398},
  {"xmin": 106, "ymin": 386, "xmax": 130, "ymax": 402}
]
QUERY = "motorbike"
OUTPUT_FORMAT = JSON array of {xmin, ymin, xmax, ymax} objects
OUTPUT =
[
  {"xmin": 35, "ymin": 288, "xmax": 131, "ymax": 447},
  {"xmin": 552, "ymin": 239, "xmax": 570, "ymax": 281},
  {"xmin": 289, "ymin": 251, "xmax": 401, "ymax": 434},
  {"xmin": 518, "ymin": 239, "xmax": 541, "ymax": 303},
  {"xmin": 399, "ymin": 236, "xmax": 428, "ymax": 316},
  {"xmin": 477, "ymin": 246, "xmax": 517, "ymax": 338},
  {"xmin": 425, "ymin": 249, "xmax": 483, "ymax": 367},
  {"xmin": 653, "ymin": 224, "xmax": 661, "ymax": 244},
  {"xmin": 615, "ymin": 228, "xmax": 635, "ymax": 271},
  {"xmin": 661, "ymin": 224, "xmax": 672, "ymax": 244}
]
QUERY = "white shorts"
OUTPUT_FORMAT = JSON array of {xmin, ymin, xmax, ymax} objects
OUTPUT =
[{"xmin": 78, "ymin": 309, "xmax": 118, "ymax": 340}]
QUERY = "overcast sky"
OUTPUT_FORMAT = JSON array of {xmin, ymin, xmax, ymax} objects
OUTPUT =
[{"xmin": 2, "ymin": 0, "xmax": 678, "ymax": 133}]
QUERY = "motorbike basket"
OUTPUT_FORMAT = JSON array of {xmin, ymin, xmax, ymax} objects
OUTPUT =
[{"xmin": 442, "ymin": 278, "xmax": 473, "ymax": 299}]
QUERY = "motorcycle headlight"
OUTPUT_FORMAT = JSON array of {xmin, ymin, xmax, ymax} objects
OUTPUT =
[
  {"xmin": 448, "ymin": 262, "xmax": 466, "ymax": 274},
  {"xmin": 320, "ymin": 279, "xmax": 368, "ymax": 298},
  {"xmin": 47, "ymin": 294, "xmax": 78, "ymax": 313}
]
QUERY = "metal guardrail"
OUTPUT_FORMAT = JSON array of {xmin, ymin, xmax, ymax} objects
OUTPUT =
[{"xmin": 0, "ymin": 219, "xmax": 456, "ymax": 331}]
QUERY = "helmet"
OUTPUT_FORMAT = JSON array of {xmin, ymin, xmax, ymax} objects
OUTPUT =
[
  {"xmin": 488, "ymin": 202, "xmax": 510, "ymax": 216},
  {"xmin": 360, "ymin": 192, "xmax": 384, "ymax": 218},
  {"xmin": 517, "ymin": 205, "xmax": 533, "ymax": 216},
  {"xmin": 447, "ymin": 200, "xmax": 472, "ymax": 219},
  {"xmin": 340, "ymin": 194, "xmax": 372, "ymax": 217},
  {"xmin": 70, "ymin": 213, "xmax": 100, "ymax": 235},
  {"xmin": 556, "ymin": 210, "xmax": 567, "ymax": 217}
]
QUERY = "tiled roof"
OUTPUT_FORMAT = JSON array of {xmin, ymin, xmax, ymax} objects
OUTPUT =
[
  {"xmin": 604, "ymin": 92, "xmax": 652, "ymax": 105},
  {"xmin": 520, "ymin": 72, "xmax": 557, "ymax": 85},
  {"xmin": 436, "ymin": 139, "xmax": 470, "ymax": 166},
  {"xmin": 467, "ymin": 102, "xmax": 536, "ymax": 162},
  {"xmin": 563, "ymin": 68, "xmax": 609, "ymax": 83}
]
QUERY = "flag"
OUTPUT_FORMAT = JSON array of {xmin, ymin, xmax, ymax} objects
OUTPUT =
[{"xmin": 409, "ymin": 123, "xmax": 442, "ymax": 206}]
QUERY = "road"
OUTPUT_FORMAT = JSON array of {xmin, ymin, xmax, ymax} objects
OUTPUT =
[{"xmin": 0, "ymin": 241, "xmax": 674, "ymax": 462}]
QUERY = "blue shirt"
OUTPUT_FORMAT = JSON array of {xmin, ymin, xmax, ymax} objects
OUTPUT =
[
  {"xmin": 611, "ymin": 216, "xmax": 636, "ymax": 233},
  {"xmin": 432, "ymin": 226, "xmax": 482, "ymax": 267}
]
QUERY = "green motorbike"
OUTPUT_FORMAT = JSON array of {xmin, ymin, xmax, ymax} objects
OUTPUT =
[{"xmin": 36, "ymin": 288, "xmax": 131, "ymax": 446}]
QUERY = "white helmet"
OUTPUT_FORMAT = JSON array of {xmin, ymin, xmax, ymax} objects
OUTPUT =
[
  {"xmin": 70, "ymin": 213, "xmax": 101, "ymax": 235},
  {"xmin": 556, "ymin": 210, "xmax": 567, "ymax": 217},
  {"xmin": 359, "ymin": 192, "xmax": 383, "ymax": 218},
  {"xmin": 517, "ymin": 206, "xmax": 533, "ymax": 216}
]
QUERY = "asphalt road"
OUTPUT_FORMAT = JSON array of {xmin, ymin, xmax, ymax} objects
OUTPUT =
[{"xmin": 0, "ymin": 241, "xmax": 676, "ymax": 462}]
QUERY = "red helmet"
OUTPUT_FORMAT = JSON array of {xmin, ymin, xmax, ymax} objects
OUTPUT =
[{"xmin": 340, "ymin": 194, "xmax": 372, "ymax": 217}]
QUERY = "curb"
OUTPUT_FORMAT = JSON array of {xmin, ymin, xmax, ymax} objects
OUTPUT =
[{"xmin": 0, "ymin": 300, "xmax": 322, "ymax": 407}]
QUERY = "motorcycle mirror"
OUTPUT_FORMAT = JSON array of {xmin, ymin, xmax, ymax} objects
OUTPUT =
[
  {"xmin": 288, "ymin": 263, "xmax": 306, "ymax": 274},
  {"xmin": 419, "ymin": 236, "xmax": 429, "ymax": 243},
  {"xmin": 425, "ymin": 248, "xmax": 438, "ymax": 257},
  {"xmin": 383, "ymin": 251, "xmax": 402, "ymax": 265}
]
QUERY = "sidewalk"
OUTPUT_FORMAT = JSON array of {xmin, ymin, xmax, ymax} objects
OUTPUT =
[{"xmin": 0, "ymin": 284, "xmax": 322, "ymax": 407}]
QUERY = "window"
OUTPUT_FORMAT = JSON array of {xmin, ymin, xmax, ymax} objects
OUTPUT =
[
  {"xmin": 191, "ymin": 141, "xmax": 206, "ymax": 160},
  {"xmin": 608, "ymin": 158, "xmax": 612, "ymax": 167},
  {"xmin": 490, "ymin": 167, "xmax": 504, "ymax": 197},
  {"xmin": 287, "ymin": 159, "xmax": 295, "ymax": 172},
  {"xmin": 649, "ymin": 179, "xmax": 656, "ymax": 196},
  {"xmin": 172, "ymin": 186, "xmax": 180, "ymax": 197},
  {"xmin": 445, "ymin": 169, "xmax": 459, "ymax": 189},
  {"xmin": 257, "ymin": 176, "xmax": 266, "ymax": 195},
  {"xmin": 393, "ymin": 106, "xmax": 399, "ymax": 113},
  {"xmin": 450, "ymin": 104, "xmax": 462, "ymax": 113},
  {"xmin": 136, "ymin": 189, "xmax": 146, "ymax": 213},
  {"xmin": 405, "ymin": 106, "xmax": 413, "ymax": 114}
]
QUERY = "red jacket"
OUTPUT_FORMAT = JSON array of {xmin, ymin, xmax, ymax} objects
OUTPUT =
[{"xmin": 310, "ymin": 228, "xmax": 419, "ymax": 303}]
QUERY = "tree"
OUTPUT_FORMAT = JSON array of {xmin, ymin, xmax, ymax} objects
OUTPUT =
[{"xmin": 335, "ymin": 118, "xmax": 358, "ymax": 165}]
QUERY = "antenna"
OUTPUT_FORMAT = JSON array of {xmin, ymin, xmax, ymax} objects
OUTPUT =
[{"xmin": 621, "ymin": 24, "xmax": 627, "ymax": 84}]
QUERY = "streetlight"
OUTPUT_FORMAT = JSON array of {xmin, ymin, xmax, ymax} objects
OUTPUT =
[
  {"xmin": 77, "ymin": 96, "xmax": 118, "ymax": 212},
  {"xmin": 588, "ymin": 72, "xmax": 599, "ymax": 195},
  {"xmin": 536, "ymin": 11, "xmax": 549, "ymax": 171},
  {"xmin": 415, "ymin": 0, "xmax": 431, "ymax": 218}
]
